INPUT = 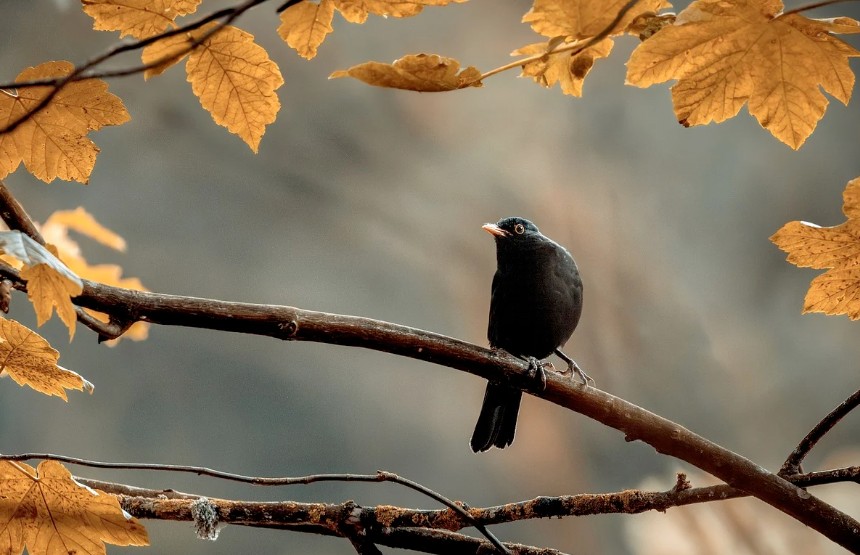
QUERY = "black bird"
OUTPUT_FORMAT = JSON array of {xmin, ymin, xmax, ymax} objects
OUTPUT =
[{"xmin": 470, "ymin": 217, "xmax": 590, "ymax": 452}]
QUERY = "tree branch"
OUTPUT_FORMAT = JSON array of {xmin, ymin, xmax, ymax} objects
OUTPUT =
[{"xmin": 781, "ymin": 389, "xmax": 860, "ymax": 475}]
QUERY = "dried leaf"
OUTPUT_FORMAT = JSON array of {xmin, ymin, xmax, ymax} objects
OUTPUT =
[
  {"xmin": 43, "ymin": 207, "xmax": 126, "ymax": 251},
  {"xmin": 279, "ymin": 0, "xmax": 336, "ymax": 60},
  {"xmin": 0, "ymin": 318, "xmax": 92, "ymax": 399},
  {"xmin": 81, "ymin": 0, "xmax": 202, "ymax": 39},
  {"xmin": 523, "ymin": 0, "xmax": 671, "ymax": 39},
  {"xmin": 20, "ymin": 264, "xmax": 83, "ymax": 340},
  {"xmin": 626, "ymin": 0, "xmax": 860, "ymax": 149},
  {"xmin": 771, "ymin": 177, "xmax": 860, "ymax": 318},
  {"xmin": 0, "ymin": 61, "xmax": 129, "ymax": 183},
  {"xmin": 333, "ymin": 0, "xmax": 466, "ymax": 24},
  {"xmin": 40, "ymin": 209, "xmax": 150, "ymax": 343},
  {"xmin": 141, "ymin": 23, "xmax": 283, "ymax": 151},
  {"xmin": 0, "ymin": 460, "xmax": 148, "ymax": 554},
  {"xmin": 513, "ymin": 39, "xmax": 613, "ymax": 97},
  {"xmin": 330, "ymin": 53, "xmax": 482, "ymax": 91},
  {"xmin": 141, "ymin": 31, "xmax": 194, "ymax": 79}
]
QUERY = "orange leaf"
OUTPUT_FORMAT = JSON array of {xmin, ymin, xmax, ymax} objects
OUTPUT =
[
  {"xmin": 330, "ymin": 53, "xmax": 482, "ymax": 91},
  {"xmin": 523, "ymin": 0, "xmax": 671, "ymax": 39},
  {"xmin": 40, "ymin": 209, "xmax": 150, "ymax": 343},
  {"xmin": 81, "ymin": 0, "xmax": 201, "ymax": 39},
  {"xmin": 771, "ymin": 177, "xmax": 860, "ymax": 319},
  {"xmin": 626, "ymin": 0, "xmax": 860, "ymax": 149},
  {"xmin": 143, "ymin": 24, "xmax": 283, "ymax": 152},
  {"xmin": 0, "ymin": 460, "xmax": 149, "ymax": 554},
  {"xmin": 512, "ymin": 39, "xmax": 613, "ymax": 97},
  {"xmin": 20, "ymin": 264, "xmax": 83, "ymax": 340},
  {"xmin": 333, "ymin": 0, "xmax": 466, "ymax": 24},
  {"xmin": 279, "ymin": 0, "xmax": 336, "ymax": 60},
  {"xmin": 0, "ymin": 61, "xmax": 129, "ymax": 183},
  {"xmin": 0, "ymin": 318, "xmax": 93, "ymax": 399},
  {"xmin": 43, "ymin": 207, "xmax": 126, "ymax": 251}
]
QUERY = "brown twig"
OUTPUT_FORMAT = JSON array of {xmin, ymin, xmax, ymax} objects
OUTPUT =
[
  {"xmin": 781, "ymin": 0, "xmax": 860, "ymax": 17},
  {"xmin": 0, "ymin": 454, "xmax": 509, "ymax": 554},
  {"xmin": 781, "ymin": 389, "xmax": 860, "ymax": 475},
  {"xmin": 62, "ymin": 465, "xmax": 860, "ymax": 530}
]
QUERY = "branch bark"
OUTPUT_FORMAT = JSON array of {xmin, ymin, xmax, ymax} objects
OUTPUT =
[{"xmin": 0, "ymin": 182, "xmax": 858, "ymax": 550}]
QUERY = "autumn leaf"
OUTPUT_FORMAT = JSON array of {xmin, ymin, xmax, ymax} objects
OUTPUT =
[
  {"xmin": 0, "ymin": 61, "xmax": 130, "ymax": 183},
  {"xmin": 0, "ymin": 318, "xmax": 92, "ymax": 399},
  {"xmin": 82, "ymin": 0, "xmax": 201, "ymax": 39},
  {"xmin": 0, "ymin": 230, "xmax": 84, "ymax": 339},
  {"xmin": 330, "ymin": 54, "xmax": 483, "ymax": 91},
  {"xmin": 141, "ymin": 23, "xmax": 283, "ymax": 152},
  {"xmin": 626, "ymin": 0, "xmax": 860, "ymax": 150},
  {"xmin": 513, "ymin": 0, "xmax": 668, "ymax": 98},
  {"xmin": 279, "ymin": 0, "xmax": 336, "ymax": 60},
  {"xmin": 333, "ymin": 0, "xmax": 467, "ymax": 24},
  {"xmin": 41, "ymin": 208, "xmax": 150, "ymax": 343},
  {"xmin": 523, "ymin": 0, "xmax": 670, "ymax": 39},
  {"xmin": 513, "ymin": 39, "xmax": 613, "ymax": 97},
  {"xmin": 44, "ymin": 207, "xmax": 126, "ymax": 251},
  {"xmin": 0, "ymin": 460, "xmax": 148, "ymax": 554},
  {"xmin": 771, "ymin": 176, "xmax": 860, "ymax": 319}
]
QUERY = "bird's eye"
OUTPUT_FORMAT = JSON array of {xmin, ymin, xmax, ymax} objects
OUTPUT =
[{"xmin": 514, "ymin": 223, "xmax": 525, "ymax": 235}]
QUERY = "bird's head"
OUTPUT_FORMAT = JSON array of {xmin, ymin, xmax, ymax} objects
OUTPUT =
[{"xmin": 482, "ymin": 217, "xmax": 540, "ymax": 241}]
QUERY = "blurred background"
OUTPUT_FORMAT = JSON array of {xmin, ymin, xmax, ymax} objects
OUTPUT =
[{"xmin": 2, "ymin": 1, "xmax": 860, "ymax": 553}]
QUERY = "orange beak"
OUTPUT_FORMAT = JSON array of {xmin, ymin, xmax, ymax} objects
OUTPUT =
[{"xmin": 482, "ymin": 223, "xmax": 509, "ymax": 237}]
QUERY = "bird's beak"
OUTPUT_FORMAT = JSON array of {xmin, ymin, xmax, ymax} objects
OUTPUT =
[{"xmin": 482, "ymin": 223, "xmax": 510, "ymax": 237}]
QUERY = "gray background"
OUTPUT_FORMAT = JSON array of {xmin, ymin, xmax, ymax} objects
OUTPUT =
[{"xmin": 2, "ymin": 1, "xmax": 860, "ymax": 553}]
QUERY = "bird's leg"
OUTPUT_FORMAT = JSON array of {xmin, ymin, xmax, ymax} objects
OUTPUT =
[
  {"xmin": 554, "ymin": 348, "xmax": 594, "ymax": 386},
  {"xmin": 523, "ymin": 356, "xmax": 548, "ymax": 392}
]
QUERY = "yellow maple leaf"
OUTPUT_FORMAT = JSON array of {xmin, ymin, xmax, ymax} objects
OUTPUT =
[
  {"xmin": 626, "ymin": 0, "xmax": 860, "ymax": 150},
  {"xmin": 81, "ymin": 0, "xmax": 201, "ymax": 39},
  {"xmin": 0, "ymin": 318, "xmax": 93, "ymax": 399},
  {"xmin": 40, "ymin": 208, "xmax": 150, "ymax": 343},
  {"xmin": 333, "ymin": 0, "xmax": 466, "ymax": 24},
  {"xmin": 523, "ymin": 0, "xmax": 671, "ymax": 39},
  {"xmin": 513, "ymin": 39, "xmax": 613, "ymax": 97},
  {"xmin": 43, "ymin": 207, "xmax": 126, "ymax": 252},
  {"xmin": 0, "ymin": 61, "xmax": 130, "ymax": 183},
  {"xmin": 0, "ymin": 460, "xmax": 149, "ymax": 554},
  {"xmin": 20, "ymin": 264, "xmax": 83, "ymax": 340},
  {"xmin": 330, "ymin": 53, "xmax": 483, "ymax": 91},
  {"xmin": 771, "ymin": 176, "xmax": 860, "ymax": 319},
  {"xmin": 141, "ymin": 23, "xmax": 283, "ymax": 152},
  {"xmin": 279, "ymin": 0, "xmax": 336, "ymax": 60}
]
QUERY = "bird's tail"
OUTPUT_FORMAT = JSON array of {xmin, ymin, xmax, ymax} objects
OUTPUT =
[{"xmin": 470, "ymin": 382, "xmax": 522, "ymax": 452}]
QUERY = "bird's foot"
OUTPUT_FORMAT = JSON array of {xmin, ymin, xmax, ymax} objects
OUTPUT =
[
  {"xmin": 566, "ymin": 360, "xmax": 594, "ymax": 386},
  {"xmin": 524, "ymin": 356, "xmax": 548, "ymax": 392},
  {"xmin": 554, "ymin": 348, "xmax": 594, "ymax": 386}
]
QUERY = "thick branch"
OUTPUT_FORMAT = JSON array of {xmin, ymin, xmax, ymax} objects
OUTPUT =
[{"xmin": 0, "ymin": 274, "xmax": 849, "ymax": 550}]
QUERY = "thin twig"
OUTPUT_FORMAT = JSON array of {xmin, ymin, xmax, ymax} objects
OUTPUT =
[
  {"xmin": 0, "ymin": 454, "xmax": 508, "ymax": 554},
  {"xmin": 465, "ymin": 0, "xmax": 642, "ymax": 86},
  {"xmin": 781, "ymin": 0, "xmax": 860, "ymax": 17},
  {"xmin": 65, "ymin": 465, "xmax": 860, "ymax": 526},
  {"xmin": 0, "ymin": 0, "xmax": 270, "ymax": 135},
  {"xmin": 781, "ymin": 389, "xmax": 860, "ymax": 475}
]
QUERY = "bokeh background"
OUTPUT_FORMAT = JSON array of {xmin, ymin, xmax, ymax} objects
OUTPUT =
[{"xmin": 2, "ymin": 1, "xmax": 860, "ymax": 553}]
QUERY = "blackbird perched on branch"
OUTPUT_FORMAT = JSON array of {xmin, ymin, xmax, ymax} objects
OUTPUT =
[{"xmin": 470, "ymin": 217, "xmax": 590, "ymax": 452}]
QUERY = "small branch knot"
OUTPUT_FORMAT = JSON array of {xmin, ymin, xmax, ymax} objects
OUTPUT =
[
  {"xmin": 672, "ymin": 472, "xmax": 691, "ymax": 493},
  {"xmin": 279, "ymin": 319, "xmax": 299, "ymax": 338}
]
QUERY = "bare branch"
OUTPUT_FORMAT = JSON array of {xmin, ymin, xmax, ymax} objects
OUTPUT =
[{"xmin": 781, "ymin": 389, "xmax": 860, "ymax": 475}]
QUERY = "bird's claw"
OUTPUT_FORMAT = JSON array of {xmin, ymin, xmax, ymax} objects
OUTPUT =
[
  {"xmin": 567, "ymin": 360, "xmax": 594, "ymax": 386},
  {"xmin": 525, "ymin": 356, "xmax": 548, "ymax": 392}
]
